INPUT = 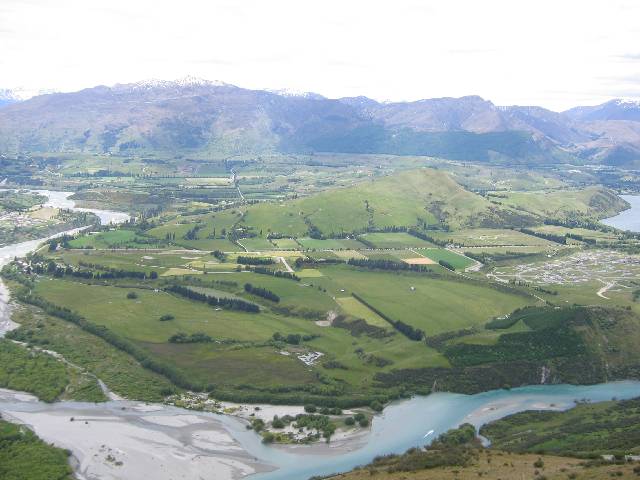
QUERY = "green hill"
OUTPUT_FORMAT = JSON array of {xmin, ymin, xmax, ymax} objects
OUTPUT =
[{"xmin": 242, "ymin": 168, "xmax": 536, "ymax": 237}]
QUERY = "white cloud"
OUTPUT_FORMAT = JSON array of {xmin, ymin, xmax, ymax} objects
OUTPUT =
[{"xmin": 0, "ymin": 0, "xmax": 639, "ymax": 110}]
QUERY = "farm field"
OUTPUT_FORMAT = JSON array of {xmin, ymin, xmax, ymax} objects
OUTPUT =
[
  {"xmin": 311, "ymin": 265, "xmax": 533, "ymax": 336},
  {"xmin": 66, "ymin": 229, "xmax": 159, "ymax": 249},
  {"xmin": 429, "ymin": 228, "xmax": 555, "ymax": 247},
  {"xmin": 418, "ymin": 248, "xmax": 475, "ymax": 269},
  {"xmin": 270, "ymin": 238, "xmax": 300, "ymax": 249},
  {"xmin": 358, "ymin": 232, "xmax": 435, "ymax": 249},
  {"xmin": 4, "ymin": 162, "xmax": 640, "ymax": 412},
  {"xmin": 335, "ymin": 296, "xmax": 390, "ymax": 329},
  {"xmin": 297, "ymin": 237, "xmax": 366, "ymax": 250},
  {"xmin": 237, "ymin": 236, "xmax": 275, "ymax": 251}
]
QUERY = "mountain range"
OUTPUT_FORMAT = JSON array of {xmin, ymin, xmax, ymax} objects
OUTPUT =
[{"xmin": 0, "ymin": 76, "xmax": 639, "ymax": 166}]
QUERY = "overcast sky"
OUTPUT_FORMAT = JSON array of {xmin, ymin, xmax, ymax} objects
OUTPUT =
[{"xmin": 1, "ymin": 0, "xmax": 639, "ymax": 111}]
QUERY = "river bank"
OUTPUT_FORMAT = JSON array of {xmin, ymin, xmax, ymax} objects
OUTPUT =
[{"xmin": 3, "ymin": 381, "xmax": 640, "ymax": 480}]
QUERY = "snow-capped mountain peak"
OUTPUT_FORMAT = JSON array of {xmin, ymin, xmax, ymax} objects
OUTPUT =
[
  {"xmin": 266, "ymin": 88, "xmax": 325, "ymax": 100},
  {"xmin": 0, "ymin": 87, "xmax": 57, "ymax": 102},
  {"xmin": 113, "ymin": 76, "xmax": 231, "ymax": 92},
  {"xmin": 613, "ymin": 98, "xmax": 640, "ymax": 108}
]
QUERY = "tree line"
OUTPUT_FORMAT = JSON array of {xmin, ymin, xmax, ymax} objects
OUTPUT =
[
  {"xmin": 244, "ymin": 283, "xmax": 280, "ymax": 302},
  {"xmin": 166, "ymin": 284, "xmax": 260, "ymax": 312},
  {"xmin": 347, "ymin": 258, "xmax": 432, "ymax": 273},
  {"xmin": 252, "ymin": 266, "xmax": 300, "ymax": 281},
  {"xmin": 351, "ymin": 293, "xmax": 424, "ymax": 341},
  {"xmin": 237, "ymin": 256, "xmax": 274, "ymax": 265},
  {"xmin": 168, "ymin": 332, "xmax": 213, "ymax": 344}
]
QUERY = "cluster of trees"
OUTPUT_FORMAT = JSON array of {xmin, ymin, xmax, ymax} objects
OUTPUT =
[
  {"xmin": 438, "ymin": 259, "xmax": 455, "ymax": 271},
  {"xmin": 352, "ymin": 293, "xmax": 424, "ymax": 341},
  {"xmin": 78, "ymin": 261, "xmax": 158, "ymax": 279},
  {"xmin": 168, "ymin": 332, "xmax": 213, "ymax": 344},
  {"xmin": 272, "ymin": 332, "xmax": 319, "ymax": 345},
  {"xmin": 0, "ymin": 340, "xmax": 69, "ymax": 403},
  {"xmin": 244, "ymin": 283, "xmax": 280, "ymax": 302},
  {"xmin": 211, "ymin": 250, "xmax": 226, "ymax": 261},
  {"xmin": 519, "ymin": 227, "xmax": 567, "ymax": 245},
  {"xmin": 366, "ymin": 426, "xmax": 476, "ymax": 473},
  {"xmin": 407, "ymin": 228, "xmax": 448, "ymax": 247},
  {"xmin": 332, "ymin": 315, "xmax": 392, "ymax": 339},
  {"xmin": 236, "ymin": 256, "xmax": 274, "ymax": 265},
  {"xmin": 347, "ymin": 258, "xmax": 432, "ymax": 273},
  {"xmin": 566, "ymin": 232, "xmax": 597, "ymax": 244},
  {"xmin": 184, "ymin": 224, "xmax": 204, "ymax": 240},
  {"xmin": 32, "ymin": 261, "xmax": 158, "ymax": 281},
  {"xmin": 305, "ymin": 219, "xmax": 323, "ymax": 239},
  {"xmin": 444, "ymin": 326, "xmax": 586, "ymax": 368},
  {"xmin": 0, "ymin": 418, "xmax": 74, "ymax": 480},
  {"xmin": 252, "ymin": 267, "xmax": 300, "ymax": 281},
  {"xmin": 166, "ymin": 284, "xmax": 259, "ymax": 313}
]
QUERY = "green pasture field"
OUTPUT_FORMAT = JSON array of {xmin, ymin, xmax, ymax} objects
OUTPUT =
[
  {"xmin": 358, "ymin": 232, "xmax": 435, "ymax": 249},
  {"xmin": 297, "ymin": 237, "xmax": 366, "ymax": 250},
  {"xmin": 270, "ymin": 238, "xmax": 300, "ymax": 249},
  {"xmin": 67, "ymin": 229, "xmax": 158, "ymax": 249},
  {"xmin": 238, "ymin": 237, "xmax": 276, "ymax": 251},
  {"xmin": 296, "ymin": 268, "xmax": 325, "ymax": 278},
  {"xmin": 147, "ymin": 209, "xmax": 243, "ymax": 247},
  {"xmin": 52, "ymin": 249, "xmax": 209, "ymax": 272},
  {"xmin": 418, "ymin": 248, "xmax": 475, "ymax": 269},
  {"xmin": 312, "ymin": 265, "xmax": 533, "ymax": 336},
  {"xmin": 305, "ymin": 251, "xmax": 342, "ymax": 261},
  {"xmin": 429, "ymin": 228, "xmax": 554, "ymax": 247},
  {"xmin": 363, "ymin": 252, "xmax": 403, "ymax": 261},
  {"xmin": 30, "ymin": 275, "xmax": 448, "ymax": 393},
  {"xmin": 240, "ymin": 203, "xmax": 308, "ymax": 237},
  {"xmin": 33, "ymin": 279, "xmax": 315, "ymax": 343},
  {"xmin": 142, "ymin": 343, "xmax": 317, "ymax": 389},
  {"xmin": 530, "ymin": 224, "xmax": 620, "ymax": 242},
  {"xmin": 335, "ymin": 296, "xmax": 390, "ymax": 329},
  {"xmin": 333, "ymin": 249, "xmax": 367, "ymax": 260},
  {"xmin": 195, "ymin": 271, "xmax": 339, "ymax": 313}
]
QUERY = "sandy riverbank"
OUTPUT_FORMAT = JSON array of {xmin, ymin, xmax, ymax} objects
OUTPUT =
[{"xmin": 0, "ymin": 389, "xmax": 274, "ymax": 480}]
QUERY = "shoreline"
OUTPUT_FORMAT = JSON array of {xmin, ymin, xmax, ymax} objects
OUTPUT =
[
  {"xmin": 3, "ymin": 381, "xmax": 640, "ymax": 480},
  {"xmin": 0, "ymin": 388, "xmax": 275, "ymax": 480}
]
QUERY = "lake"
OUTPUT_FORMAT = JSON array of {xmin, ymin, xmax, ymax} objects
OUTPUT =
[{"xmin": 602, "ymin": 195, "xmax": 640, "ymax": 233}]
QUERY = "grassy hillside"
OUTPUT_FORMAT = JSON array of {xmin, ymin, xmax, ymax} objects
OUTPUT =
[
  {"xmin": 496, "ymin": 186, "xmax": 629, "ymax": 220},
  {"xmin": 242, "ymin": 168, "xmax": 535, "ymax": 236}
]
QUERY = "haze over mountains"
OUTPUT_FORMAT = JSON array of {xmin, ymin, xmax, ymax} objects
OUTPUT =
[{"xmin": 1, "ymin": 77, "xmax": 639, "ymax": 166}]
